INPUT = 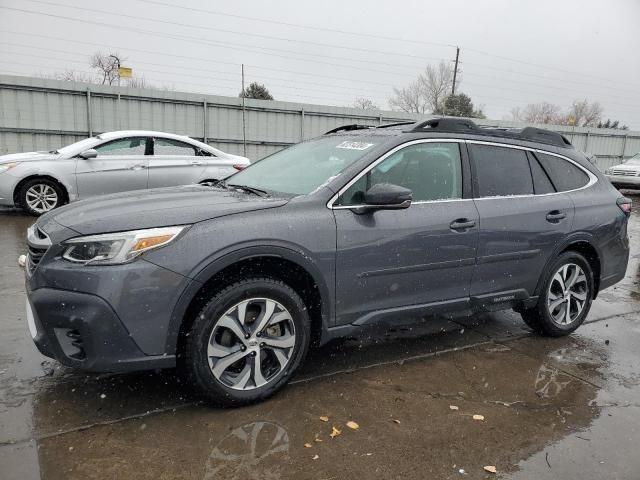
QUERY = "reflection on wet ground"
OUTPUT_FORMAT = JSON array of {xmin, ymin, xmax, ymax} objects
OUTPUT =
[{"xmin": 1, "ymin": 194, "xmax": 640, "ymax": 479}]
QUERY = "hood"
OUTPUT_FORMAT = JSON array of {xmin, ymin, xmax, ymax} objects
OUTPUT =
[
  {"xmin": 0, "ymin": 151, "xmax": 59, "ymax": 163},
  {"xmin": 38, "ymin": 185, "xmax": 289, "ymax": 235}
]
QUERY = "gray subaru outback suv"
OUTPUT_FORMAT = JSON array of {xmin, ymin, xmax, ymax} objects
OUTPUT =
[{"xmin": 23, "ymin": 118, "xmax": 630, "ymax": 406}]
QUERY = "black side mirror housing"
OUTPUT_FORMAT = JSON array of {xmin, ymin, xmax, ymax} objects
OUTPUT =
[{"xmin": 353, "ymin": 183, "xmax": 412, "ymax": 214}]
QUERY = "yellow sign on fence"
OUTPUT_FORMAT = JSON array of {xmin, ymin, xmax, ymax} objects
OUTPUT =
[{"xmin": 118, "ymin": 67, "xmax": 132, "ymax": 78}]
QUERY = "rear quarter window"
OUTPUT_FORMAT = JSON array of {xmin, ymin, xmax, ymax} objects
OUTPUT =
[{"xmin": 534, "ymin": 152, "xmax": 590, "ymax": 192}]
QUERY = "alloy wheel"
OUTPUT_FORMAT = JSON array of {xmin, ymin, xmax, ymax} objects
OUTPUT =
[
  {"xmin": 207, "ymin": 298, "xmax": 296, "ymax": 390},
  {"xmin": 547, "ymin": 263, "xmax": 589, "ymax": 325},
  {"xmin": 25, "ymin": 184, "xmax": 58, "ymax": 213}
]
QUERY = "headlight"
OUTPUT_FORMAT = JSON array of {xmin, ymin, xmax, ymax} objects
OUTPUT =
[
  {"xmin": 605, "ymin": 168, "xmax": 612, "ymax": 175},
  {"xmin": 62, "ymin": 226, "xmax": 189, "ymax": 265},
  {"xmin": 0, "ymin": 162, "xmax": 19, "ymax": 173}
]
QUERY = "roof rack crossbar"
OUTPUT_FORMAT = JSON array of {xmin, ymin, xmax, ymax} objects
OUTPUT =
[
  {"xmin": 407, "ymin": 118, "xmax": 479, "ymax": 133},
  {"xmin": 324, "ymin": 124, "xmax": 375, "ymax": 135}
]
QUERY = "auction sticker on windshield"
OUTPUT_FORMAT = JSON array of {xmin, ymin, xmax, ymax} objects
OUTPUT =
[{"xmin": 336, "ymin": 141, "xmax": 375, "ymax": 150}]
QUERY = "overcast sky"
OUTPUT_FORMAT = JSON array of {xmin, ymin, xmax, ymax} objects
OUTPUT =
[{"xmin": 1, "ymin": 0, "xmax": 639, "ymax": 129}]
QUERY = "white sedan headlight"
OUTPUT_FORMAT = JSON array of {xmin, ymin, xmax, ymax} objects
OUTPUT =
[
  {"xmin": 62, "ymin": 226, "xmax": 189, "ymax": 265},
  {"xmin": 0, "ymin": 162, "xmax": 19, "ymax": 174}
]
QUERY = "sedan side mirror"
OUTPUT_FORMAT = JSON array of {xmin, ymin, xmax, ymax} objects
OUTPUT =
[
  {"xmin": 78, "ymin": 149, "xmax": 97, "ymax": 159},
  {"xmin": 352, "ymin": 183, "xmax": 412, "ymax": 214}
]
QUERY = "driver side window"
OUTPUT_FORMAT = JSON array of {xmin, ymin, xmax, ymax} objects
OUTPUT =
[
  {"xmin": 336, "ymin": 142, "xmax": 463, "ymax": 206},
  {"xmin": 94, "ymin": 137, "xmax": 148, "ymax": 156}
]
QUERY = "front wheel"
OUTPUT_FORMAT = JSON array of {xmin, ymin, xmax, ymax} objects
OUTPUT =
[
  {"xmin": 521, "ymin": 251, "xmax": 594, "ymax": 336},
  {"xmin": 181, "ymin": 277, "xmax": 311, "ymax": 406},
  {"xmin": 19, "ymin": 178, "xmax": 64, "ymax": 216}
]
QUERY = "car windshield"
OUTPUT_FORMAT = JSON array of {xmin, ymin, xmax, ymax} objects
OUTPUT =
[
  {"xmin": 226, "ymin": 135, "xmax": 380, "ymax": 195},
  {"xmin": 56, "ymin": 137, "xmax": 100, "ymax": 156},
  {"xmin": 625, "ymin": 153, "xmax": 640, "ymax": 165}
]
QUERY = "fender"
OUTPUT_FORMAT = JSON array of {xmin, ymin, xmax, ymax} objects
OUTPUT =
[
  {"xmin": 532, "ymin": 231, "xmax": 603, "ymax": 298},
  {"xmin": 13, "ymin": 166, "xmax": 78, "ymax": 203},
  {"xmin": 164, "ymin": 243, "xmax": 334, "ymax": 354}
]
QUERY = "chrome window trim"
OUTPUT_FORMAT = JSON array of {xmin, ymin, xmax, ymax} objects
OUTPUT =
[
  {"xmin": 467, "ymin": 140, "xmax": 598, "ymax": 200},
  {"xmin": 326, "ymin": 138, "xmax": 599, "ymax": 209},
  {"xmin": 326, "ymin": 138, "xmax": 464, "ymax": 209}
]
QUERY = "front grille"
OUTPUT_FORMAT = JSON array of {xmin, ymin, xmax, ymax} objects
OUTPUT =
[
  {"xmin": 609, "ymin": 169, "xmax": 639, "ymax": 177},
  {"xmin": 27, "ymin": 245, "xmax": 47, "ymax": 274}
]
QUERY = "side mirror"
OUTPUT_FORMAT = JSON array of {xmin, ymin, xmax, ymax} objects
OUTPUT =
[
  {"xmin": 353, "ymin": 183, "xmax": 412, "ymax": 214},
  {"xmin": 78, "ymin": 149, "xmax": 97, "ymax": 159}
]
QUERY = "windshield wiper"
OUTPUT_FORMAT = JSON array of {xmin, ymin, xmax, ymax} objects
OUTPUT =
[{"xmin": 227, "ymin": 184, "xmax": 268, "ymax": 197}]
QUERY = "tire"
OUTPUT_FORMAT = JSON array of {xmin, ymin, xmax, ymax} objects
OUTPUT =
[
  {"xmin": 181, "ymin": 277, "xmax": 311, "ymax": 406},
  {"xmin": 521, "ymin": 251, "xmax": 594, "ymax": 337},
  {"xmin": 18, "ymin": 178, "xmax": 65, "ymax": 216}
]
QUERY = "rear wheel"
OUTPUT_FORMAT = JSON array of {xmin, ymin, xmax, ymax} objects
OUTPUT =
[
  {"xmin": 521, "ymin": 251, "xmax": 594, "ymax": 336},
  {"xmin": 18, "ymin": 178, "xmax": 65, "ymax": 216},
  {"xmin": 181, "ymin": 277, "xmax": 310, "ymax": 406}
]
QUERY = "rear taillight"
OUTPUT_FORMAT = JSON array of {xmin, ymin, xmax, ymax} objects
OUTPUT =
[
  {"xmin": 617, "ymin": 196, "xmax": 632, "ymax": 216},
  {"xmin": 233, "ymin": 164, "xmax": 246, "ymax": 171}
]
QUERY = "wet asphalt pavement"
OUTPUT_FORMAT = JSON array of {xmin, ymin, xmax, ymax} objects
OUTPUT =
[{"xmin": 2, "ymin": 197, "xmax": 640, "ymax": 480}]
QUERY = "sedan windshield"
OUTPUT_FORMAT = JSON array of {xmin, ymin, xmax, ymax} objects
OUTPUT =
[
  {"xmin": 226, "ymin": 136, "xmax": 380, "ymax": 195},
  {"xmin": 625, "ymin": 153, "xmax": 640, "ymax": 165},
  {"xmin": 56, "ymin": 137, "xmax": 100, "ymax": 156}
]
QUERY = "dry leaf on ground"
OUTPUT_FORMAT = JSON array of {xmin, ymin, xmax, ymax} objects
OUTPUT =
[
  {"xmin": 312, "ymin": 455, "xmax": 319, "ymax": 460},
  {"xmin": 484, "ymin": 465, "xmax": 497, "ymax": 473},
  {"xmin": 392, "ymin": 419, "xmax": 401, "ymax": 424},
  {"xmin": 346, "ymin": 421, "xmax": 359, "ymax": 430},
  {"xmin": 450, "ymin": 405, "xmax": 459, "ymax": 411},
  {"xmin": 330, "ymin": 426, "xmax": 342, "ymax": 439},
  {"xmin": 304, "ymin": 443, "xmax": 313, "ymax": 448},
  {"xmin": 473, "ymin": 414, "xmax": 485, "ymax": 421},
  {"xmin": 319, "ymin": 416, "xmax": 329, "ymax": 422}
]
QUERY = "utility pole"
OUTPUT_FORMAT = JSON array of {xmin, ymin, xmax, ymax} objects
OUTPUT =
[
  {"xmin": 241, "ymin": 63, "xmax": 247, "ymax": 157},
  {"xmin": 451, "ymin": 46, "xmax": 460, "ymax": 96}
]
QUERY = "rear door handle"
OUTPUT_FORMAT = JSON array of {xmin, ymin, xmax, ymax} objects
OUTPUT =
[
  {"xmin": 129, "ymin": 164, "xmax": 147, "ymax": 170},
  {"xmin": 450, "ymin": 218, "xmax": 476, "ymax": 231},
  {"xmin": 546, "ymin": 210, "xmax": 566, "ymax": 222}
]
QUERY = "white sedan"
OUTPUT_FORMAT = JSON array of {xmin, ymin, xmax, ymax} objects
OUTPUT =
[
  {"xmin": 0, "ymin": 130, "xmax": 250, "ymax": 215},
  {"xmin": 605, "ymin": 152, "xmax": 640, "ymax": 189}
]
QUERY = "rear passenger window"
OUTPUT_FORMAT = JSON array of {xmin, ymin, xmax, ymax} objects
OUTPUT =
[
  {"xmin": 528, "ymin": 153, "xmax": 556, "ymax": 194},
  {"xmin": 534, "ymin": 152, "xmax": 590, "ymax": 192},
  {"xmin": 470, "ymin": 145, "xmax": 533, "ymax": 197}
]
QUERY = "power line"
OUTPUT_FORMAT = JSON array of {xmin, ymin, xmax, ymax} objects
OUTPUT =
[
  {"xmin": 134, "ymin": 0, "xmax": 639, "ymax": 91},
  {"xmin": 21, "ymin": 0, "xmax": 448, "ymax": 64},
  {"xmin": 0, "ymin": 6, "xmax": 435, "ymax": 74}
]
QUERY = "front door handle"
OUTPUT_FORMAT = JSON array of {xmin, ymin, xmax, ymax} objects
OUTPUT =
[
  {"xmin": 191, "ymin": 160, "xmax": 203, "ymax": 166},
  {"xmin": 450, "ymin": 218, "xmax": 476, "ymax": 231},
  {"xmin": 129, "ymin": 164, "xmax": 147, "ymax": 170},
  {"xmin": 546, "ymin": 210, "xmax": 566, "ymax": 223}
]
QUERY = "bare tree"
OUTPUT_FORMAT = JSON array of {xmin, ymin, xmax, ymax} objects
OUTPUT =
[
  {"xmin": 420, "ymin": 61, "xmax": 454, "ymax": 113},
  {"xmin": 510, "ymin": 102, "xmax": 562, "ymax": 124},
  {"xmin": 353, "ymin": 97, "xmax": 379, "ymax": 110},
  {"xmin": 90, "ymin": 52, "xmax": 124, "ymax": 85},
  {"xmin": 389, "ymin": 80, "xmax": 429, "ymax": 113},
  {"xmin": 564, "ymin": 99, "xmax": 603, "ymax": 127},
  {"xmin": 40, "ymin": 69, "xmax": 95, "ymax": 83},
  {"xmin": 125, "ymin": 76, "xmax": 153, "ymax": 89}
]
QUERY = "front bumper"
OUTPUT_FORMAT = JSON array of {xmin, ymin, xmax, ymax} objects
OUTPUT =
[
  {"xmin": 606, "ymin": 174, "xmax": 640, "ymax": 188},
  {"xmin": 27, "ymin": 287, "xmax": 176, "ymax": 372}
]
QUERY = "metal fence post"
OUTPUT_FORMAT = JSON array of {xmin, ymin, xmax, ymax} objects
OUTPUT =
[
  {"xmin": 116, "ymin": 92, "xmax": 121, "ymax": 130},
  {"xmin": 621, "ymin": 134, "xmax": 629, "ymax": 160},
  {"xmin": 379, "ymin": 114, "xmax": 383, "ymax": 125},
  {"xmin": 203, "ymin": 100, "xmax": 208, "ymax": 144},
  {"xmin": 86, "ymin": 88, "xmax": 93, "ymax": 137},
  {"xmin": 300, "ymin": 108, "xmax": 305, "ymax": 141},
  {"xmin": 584, "ymin": 131, "xmax": 590, "ymax": 152}
]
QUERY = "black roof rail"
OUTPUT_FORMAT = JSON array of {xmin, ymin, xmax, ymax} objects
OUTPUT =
[
  {"xmin": 519, "ymin": 127, "xmax": 573, "ymax": 148},
  {"xmin": 324, "ymin": 124, "xmax": 375, "ymax": 134},
  {"xmin": 407, "ymin": 118, "xmax": 479, "ymax": 133},
  {"xmin": 376, "ymin": 121, "xmax": 416, "ymax": 129}
]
